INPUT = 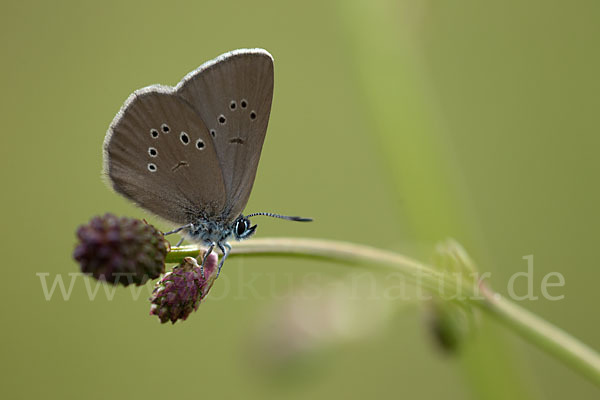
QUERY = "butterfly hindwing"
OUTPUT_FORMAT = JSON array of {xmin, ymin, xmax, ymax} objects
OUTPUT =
[{"xmin": 104, "ymin": 88, "xmax": 227, "ymax": 225}]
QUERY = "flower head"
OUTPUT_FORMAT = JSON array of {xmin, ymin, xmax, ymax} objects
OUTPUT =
[
  {"xmin": 73, "ymin": 214, "xmax": 169, "ymax": 286},
  {"xmin": 149, "ymin": 253, "xmax": 218, "ymax": 324}
]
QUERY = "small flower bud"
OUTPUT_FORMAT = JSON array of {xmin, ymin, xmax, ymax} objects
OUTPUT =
[
  {"xmin": 73, "ymin": 214, "xmax": 169, "ymax": 286},
  {"xmin": 425, "ymin": 301, "xmax": 471, "ymax": 354},
  {"xmin": 149, "ymin": 253, "xmax": 218, "ymax": 324}
]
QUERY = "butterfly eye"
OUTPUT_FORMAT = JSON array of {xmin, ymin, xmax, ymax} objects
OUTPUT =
[{"xmin": 236, "ymin": 219, "xmax": 247, "ymax": 236}]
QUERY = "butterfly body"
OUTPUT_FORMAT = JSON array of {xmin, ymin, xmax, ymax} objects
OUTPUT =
[{"xmin": 186, "ymin": 214, "xmax": 256, "ymax": 245}]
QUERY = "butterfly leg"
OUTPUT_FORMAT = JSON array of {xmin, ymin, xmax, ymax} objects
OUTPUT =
[
  {"xmin": 199, "ymin": 242, "xmax": 215, "ymax": 279},
  {"xmin": 216, "ymin": 242, "xmax": 232, "ymax": 278},
  {"xmin": 164, "ymin": 223, "xmax": 194, "ymax": 236},
  {"xmin": 175, "ymin": 237, "xmax": 185, "ymax": 247}
]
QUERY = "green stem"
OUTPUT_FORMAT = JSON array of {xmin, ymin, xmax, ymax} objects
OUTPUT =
[
  {"xmin": 166, "ymin": 237, "xmax": 600, "ymax": 387},
  {"xmin": 478, "ymin": 284, "xmax": 600, "ymax": 386}
]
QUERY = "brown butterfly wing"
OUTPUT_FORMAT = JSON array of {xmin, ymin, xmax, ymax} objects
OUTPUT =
[
  {"xmin": 176, "ymin": 49, "xmax": 274, "ymax": 221},
  {"xmin": 104, "ymin": 87, "xmax": 227, "ymax": 225}
]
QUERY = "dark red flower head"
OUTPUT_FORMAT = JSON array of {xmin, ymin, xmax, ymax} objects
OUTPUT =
[
  {"xmin": 149, "ymin": 253, "xmax": 218, "ymax": 324},
  {"xmin": 73, "ymin": 214, "xmax": 169, "ymax": 286}
]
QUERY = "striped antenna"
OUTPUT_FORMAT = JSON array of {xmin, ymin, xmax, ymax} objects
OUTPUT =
[{"xmin": 245, "ymin": 212, "xmax": 312, "ymax": 222}]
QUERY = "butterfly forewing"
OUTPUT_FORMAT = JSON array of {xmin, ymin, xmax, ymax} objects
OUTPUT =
[
  {"xmin": 176, "ymin": 49, "xmax": 274, "ymax": 221},
  {"xmin": 104, "ymin": 88, "xmax": 227, "ymax": 225}
]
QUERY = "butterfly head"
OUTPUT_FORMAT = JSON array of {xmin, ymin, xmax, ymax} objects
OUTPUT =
[
  {"xmin": 232, "ymin": 212, "xmax": 312, "ymax": 241},
  {"xmin": 233, "ymin": 215, "xmax": 257, "ymax": 241}
]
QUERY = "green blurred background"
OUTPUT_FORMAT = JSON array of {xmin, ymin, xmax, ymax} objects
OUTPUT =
[{"xmin": 2, "ymin": 0, "xmax": 599, "ymax": 399}]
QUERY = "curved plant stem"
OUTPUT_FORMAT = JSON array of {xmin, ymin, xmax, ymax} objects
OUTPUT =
[
  {"xmin": 479, "ymin": 284, "xmax": 600, "ymax": 387},
  {"xmin": 166, "ymin": 237, "xmax": 600, "ymax": 387}
]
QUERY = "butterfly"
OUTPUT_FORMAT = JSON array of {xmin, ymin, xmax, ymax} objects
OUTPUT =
[{"xmin": 103, "ymin": 49, "xmax": 311, "ymax": 276}]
